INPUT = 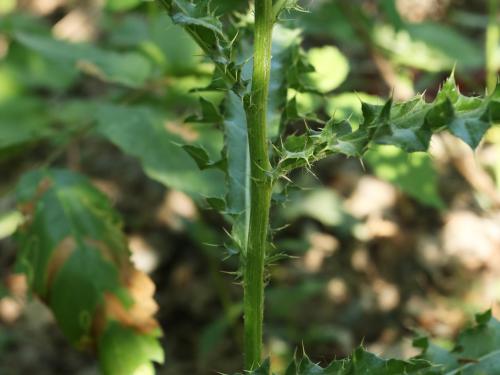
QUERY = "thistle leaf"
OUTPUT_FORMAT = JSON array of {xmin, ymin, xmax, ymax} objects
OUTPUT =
[
  {"xmin": 285, "ymin": 349, "xmax": 438, "ymax": 375},
  {"xmin": 158, "ymin": 0, "xmax": 242, "ymax": 90},
  {"xmin": 273, "ymin": 311, "xmax": 500, "ymax": 375},
  {"xmin": 275, "ymin": 75, "xmax": 500, "ymax": 177}
]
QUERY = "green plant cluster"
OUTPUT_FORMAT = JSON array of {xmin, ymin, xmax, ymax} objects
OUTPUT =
[{"xmin": 1, "ymin": 0, "xmax": 500, "ymax": 374}]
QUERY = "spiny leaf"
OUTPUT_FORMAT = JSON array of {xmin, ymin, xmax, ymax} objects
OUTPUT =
[
  {"xmin": 181, "ymin": 144, "xmax": 225, "ymax": 171},
  {"xmin": 416, "ymin": 310, "xmax": 500, "ymax": 374},
  {"xmin": 232, "ymin": 358, "xmax": 272, "ymax": 375},
  {"xmin": 15, "ymin": 169, "xmax": 163, "ymax": 375},
  {"xmin": 185, "ymin": 97, "xmax": 224, "ymax": 124},
  {"xmin": 275, "ymin": 75, "xmax": 500, "ymax": 177},
  {"xmin": 158, "ymin": 0, "xmax": 242, "ymax": 91},
  {"xmin": 249, "ymin": 312, "xmax": 500, "ymax": 375},
  {"xmin": 285, "ymin": 348, "xmax": 438, "ymax": 374}
]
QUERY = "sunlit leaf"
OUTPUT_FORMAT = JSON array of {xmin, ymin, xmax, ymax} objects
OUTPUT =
[
  {"xmin": 364, "ymin": 145, "xmax": 444, "ymax": 209},
  {"xmin": 303, "ymin": 46, "xmax": 349, "ymax": 93},
  {"xmin": 374, "ymin": 23, "xmax": 482, "ymax": 72},
  {"xmin": 275, "ymin": 75, "xmax": 500, "ymax": 176},
  {"xmin": 0, "ymin": 210, "xmax": 23, "ymax": 240},
  {"xmin": 106, "ymin": 0, "xmax": 142, "ymax": 11}
]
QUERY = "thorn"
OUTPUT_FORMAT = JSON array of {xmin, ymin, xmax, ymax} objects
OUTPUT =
[{"xmin": 358, "ymin": 157, "xmax": 366, "ymax": 172}]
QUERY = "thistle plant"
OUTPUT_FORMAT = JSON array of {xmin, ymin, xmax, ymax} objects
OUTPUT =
[{"xmin": 3, "ymin": 0, "xmax": 500, "ymax": 374}]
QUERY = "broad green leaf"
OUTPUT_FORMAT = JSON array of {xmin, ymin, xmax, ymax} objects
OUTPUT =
[
  {"xmin": 107, "ymin": 14, "xmax": 202, "ymax": 75},
  {"xmin": 95, "ymin": 104, "xmax": 226, "ymax": 199},
  {"xmin": 303, "ymin": 46, "xmax": 349, "ymax": 93},
  {"xmin": 0, "ymin": 97, "xmax": 53, "ymax": 157},
  {"xmin": 15, "ymin": 32, "xmax": 152, "ymax": 87},
  {"xmin": 0, "ymin": 0, "xmax": 16, "ymax": 14},
  {"xmin": 15, "ymin": 169, "xmax": 163, "ymax": 374},
  {"xmin": 374, "ymin": 23, "xmax": 482, "ymax": 72},
  {"xmin": 106, "ymin": 0, "xmax": 142, "ymax": 11},
  {"xmin": 297, "ymin": 1, "xmax": 359, "ymax": 45},
  {"xmin": 0, "ymin": 210, "xmax": 23, "ymax": 240},
  {"xmin": 99, "ymin": 322, "xmax": 164, "ymax": 375},
  {"xmin": 364, "ymin": 145, "xmax": 444, "ymax": 209},
  {"xmin": 278, "ymin": 188, "xmax": 355, "ymax": 229},
  {"xmin": 1, "ymin": 47, "xmax": 79, "ymax": 92}
]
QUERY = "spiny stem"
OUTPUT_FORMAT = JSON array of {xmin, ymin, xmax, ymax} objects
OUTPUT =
[{"xmin": 243, "ymin": 0, "xmax": 274, "ymax": 370}]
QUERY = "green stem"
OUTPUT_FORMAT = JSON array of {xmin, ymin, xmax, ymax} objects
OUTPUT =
[
  {"xmin": 243, "ymin": 0, "xmax": 274, "ymax": 370},
  {"xmin": 487, "ymin": 0, "xmax": 499, "ymax": 93}
]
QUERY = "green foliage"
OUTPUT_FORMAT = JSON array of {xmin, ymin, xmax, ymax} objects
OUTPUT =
[
  {"xmin": 106, "ymin": 0, "xmax": 143, "ymax": 12},
  {"xmin": 3, "ymin": 0, "xmax": 500, "ymax": 374},
  {"xmin": 15, "ymin": 169, "xmax": 163, "ymax": 375},
  {"xmin": 415, "ymin": 310, "xmax": 500, "ymax": 374},
  {"xmin": 0, "ymin": 210, "xmax": 22, "ymax": 240},
  {"xmin": 275, "ymin": 76, "xmax": 500, "ymax": 177},
  {"xmin": 365, "ymin": 145, "xmax": 444, "ymax": 209},
  {"xmin": 374, "ymin": 23, "xmax": 483, "ymax": 72},
  {"xmin": 234, "ymin": 312, "xmax": 500, "ymax": 374},
  {"xmin": 325, "ymin": 93, "xmax": 444, "ymax": 209},
  {"xmin": 99, "ymin": 322, "xmax": 164, "ymax": 375},
  {"xmin": 303, "ymin": 46, "xmax": 349, "ymax": 93},
  {"xmin": 15, "ymin": 32, "xmax": 153, "ymax": 87},
  {"xmin": 284, "ymin": 349, "xmax": 437, "ymax": 375},
  {"xmin": 95, "ymin": 104, "xmax": 226, "ymax": 199},
  {"xmin": 158, "ymin": 0, "xmax": 241, "ymax": 90},
  {"xmin": 0, "ymin": 97, "xmax": 52, "ymax": 156},
  {"xmin": 299, "ymin": 2, "xmax": 482, "ymax": 73}
]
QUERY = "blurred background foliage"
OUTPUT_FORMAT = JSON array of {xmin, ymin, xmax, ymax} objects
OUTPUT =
[{"xmin": 1, "ymin": 0, "xmax": 500, "ymax": 374}]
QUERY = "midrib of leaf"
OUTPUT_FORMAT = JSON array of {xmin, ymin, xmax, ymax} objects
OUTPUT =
[
  {"xmin": 224, "ymin": 91, "xmax": 251, "ymax": 251},
  {"xmin": 445, "ymin": 349, "xmax": 500, "ymax": 374}
]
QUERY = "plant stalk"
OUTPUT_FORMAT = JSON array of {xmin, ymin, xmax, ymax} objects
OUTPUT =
[
  {"xmin": 243, "ymin": 0, "xmax": 274, "ymax": 370},
  {"xmin": 487, "ymin": 0, "xmax": 499, "ymax": 93}
]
